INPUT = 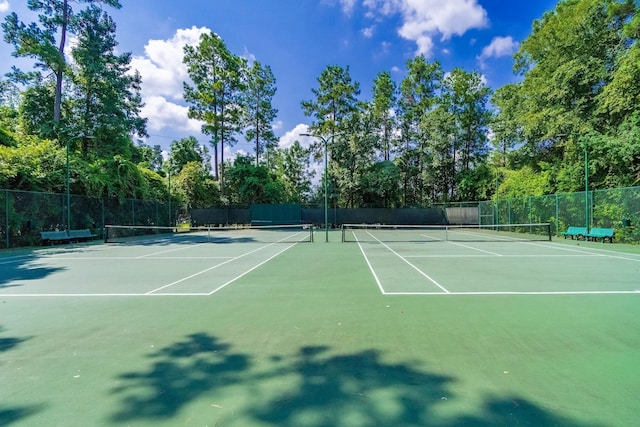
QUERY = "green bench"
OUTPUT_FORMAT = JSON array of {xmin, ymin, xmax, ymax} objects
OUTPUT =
[
  {"xmin": 560, "ymin": 226, "xmax": 588, "ymax": 240},
  {"xmin": 41, "ymin": 229, "xmax": 97, "ymax": 245},
  {"xmin": 585, "ymin": 227, "xmax": 615, "ymax": 243},
  {"xmin": 40, "ymin": 230, "xmax": 71, "ymax": 245},
  {"xmin": 69, "ymin": 229, "xmax": 97, "ymax": 242}
]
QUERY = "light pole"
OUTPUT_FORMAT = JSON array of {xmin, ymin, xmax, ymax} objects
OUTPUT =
[
  {"xmin": 300, "ymin": 132, "xmax": 334, "ymax": 242},
  {"xmin": 167, "ymin": 159, "xmax": 173, "ymax": 227},
  {"xmin": 584, "ymin": 144, "xmax": 589, "ymax": 233},
  {"xmin": 66, "ymin": 134, "xmax": 88, "ymax": 233}
]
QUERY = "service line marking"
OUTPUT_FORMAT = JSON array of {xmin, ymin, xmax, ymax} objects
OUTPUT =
[{"xmin": 364, "ymin": 231, "xmax": 450, "ymax": 294}]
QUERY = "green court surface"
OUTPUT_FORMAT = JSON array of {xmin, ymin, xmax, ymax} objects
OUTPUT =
[{"xmin": 1, "ymin": 231, "xmax": 639, "ymax": 426}]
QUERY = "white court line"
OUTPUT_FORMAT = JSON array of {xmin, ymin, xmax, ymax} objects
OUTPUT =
[
  {"xmin": 403, "ymin": 254, "xmax": 602, "ymax": 258},
  {"xmin": 364, "ymin": 231, "xmax": 450, "ymax": 294},
  {"xmin": 2, "ymin": 289, "xmax": 638, "ymax": 298},
  {"xmin": 354, "ymin": 233, "xmax": 386, "ymax": 295},
  {"xmin": 145, "ymin": 244, "xmax": 276, "ymax": 294},
  {"xmin": 415, "ymin": 233, "xmax": 497, "ymax": 256},
  {"xmin": 146, "ymin": 231, "xmax": 307, "ymax": 295},
  {"xmin": 137, "ymin": 242, "xmax": 207, "ymax": 258},
  {"xmin": 445, "ymin": 240, "xmax": 503, "ymax": 256},
  {"xmin": 384, "ymin": 290, "xmax": 640, "ymax": 296},
  {"xmin": 0, "ymin": 246, "xmax": 117, "ymax": 264},
  {"xmin": 525, "ymin": 241, "xmax": 640, "ymax": 262},
  {"xmin": 446, "ymin": 229, "xmax": 516, "ymax": 241},
  {"xmin": 41, "ymin": 256, "xmax": 235, "ymax": 260},
  {"xmin": 207, "ymin": 242, "xmax": 299, "ymax": 295},
  {"xmin": 0, "ymin": 293, "xmax": 210, "ymax": 297},
  {"xmin": 0, "ymin": 255, "xmax": 34, "ymax": 265},
  {"xmin": 425, "ymin": 232, "xmax": 640, "ymax": 263}
]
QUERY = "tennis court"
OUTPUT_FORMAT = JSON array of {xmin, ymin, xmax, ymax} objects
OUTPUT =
[{"xmin": 1, "ymin": 225, "xmax": 639, "ymax": 426}]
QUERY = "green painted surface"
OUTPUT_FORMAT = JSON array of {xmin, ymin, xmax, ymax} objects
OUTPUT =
[{"xmin": 1, "ymin": 236, "xmax": 639, "ymax": 426}]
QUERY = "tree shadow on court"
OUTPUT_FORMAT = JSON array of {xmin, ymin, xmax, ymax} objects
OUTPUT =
[
  {"xmin": 0, "ymin": 326, "xmax": 30, "ymax": 353},
  {"xmin": 249, "ymin": 345, "xmax": 604, "ymax": 427},
  {"xmin": 109, "ymin": 336, "xmax": 604, "ymax": 426},
  {"xmin": 0, "ymin": 326, "xmax": 43, "ymax": 425},
  {"xmin": 109, "ymin": 332, "xmax": 250, "ymax": 422},
  {"xmin": 0, "ymin": 406, "xmax": 45, "ymax": 427},
  {"xmin": 0, "ymin": 256, "xmax": 65, "ymax": 288}
]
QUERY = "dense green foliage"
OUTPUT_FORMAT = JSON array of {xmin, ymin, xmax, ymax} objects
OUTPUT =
[{"xmin": 1, "ymin": 0, "xmax": 640, "ymax": 218}]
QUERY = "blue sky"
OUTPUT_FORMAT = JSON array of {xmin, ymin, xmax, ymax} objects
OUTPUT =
[{"xmin": 0, "ymin": 0, "xmax": 560, "ymax": 157}]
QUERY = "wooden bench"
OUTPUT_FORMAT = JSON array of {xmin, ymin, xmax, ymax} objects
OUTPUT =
[
  {"xmin": 69, "ymin": 229, "xmax": 97, "ymax": 242},
  {"xmin": 40, "ymin": 230, "xmax": 71, "ymax": 245},
  {"xmin": 560, "ymin": 226, "xmax": 588, "ymax": 240},
  {"xmin": 585, "ymin": 227, "xmax": 615, "ymax": 243}
]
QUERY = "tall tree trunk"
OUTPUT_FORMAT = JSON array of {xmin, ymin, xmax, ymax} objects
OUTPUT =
[
  {"xmin": 213, "ymin": 141, "xmax": 219, "ymax": 180},
  {"xmin": 54, "ymin": 0, "xmax": 70, "ymax": 122}
]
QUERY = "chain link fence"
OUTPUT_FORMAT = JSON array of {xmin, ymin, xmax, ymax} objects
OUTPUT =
[
  {"xmin": 478, "ymin": 186, "xmax": 640, "ymax": 243},
  {"xmin": 1, "ymin": 189, "xmax": 175, "ymax": 248},
  {"xmin": 3, "ymin": 185, "xmax": 639, "ymax": 248}
]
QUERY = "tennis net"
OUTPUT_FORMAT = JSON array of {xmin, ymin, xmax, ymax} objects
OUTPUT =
[
  {"xmin": 104, "ymin": 224, "xmax": 314, "ymax": 244},
  {"xmin": 342, "ymin": 223, "xmax": 552, "ymax": 243}
]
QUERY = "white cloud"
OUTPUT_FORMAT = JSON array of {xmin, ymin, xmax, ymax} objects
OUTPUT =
[
  {"xmin": 129, "ymin": 27, "xmax": 211, "ymax": 144},
  {"xmin": 223, "ymin": 146, "xmax": 246, "ymax": 163},
  {"xmin": 477, "ymin": 36, "xmax": 519, "ymax": 67},
  {"xmin": 340, "ymin": 0, "xmax": 358, "ymax": 15},
  {"xmin": 64, "ymin": 36, "xmax": 79, "ymax": 66},
  {"xmin": 362, "ymin": 0, "xmax": 489, "ymax": 57},
  {"xmin": 0, "ymin": 1, "xmax": 10, "ymax": 14},
  {"xmin": 444, "ymin": 70, "xmax": 488, "ymax": 88},
  {"xmin": 279, "ymin": 124, "xmax": 311, "ymax": 149},
  {"xmin": 362, "ymin": 25, "xmax": 376, "ymax": 38},
  {"xmin": 242, "ymin": 46, "xmax": 257, "ymax": 64},
  {"xmin": 363, "ymin": 0, "xmax": 399, "ymax": 16},
  {"xmin": 142, "ymin": 95, "xmax": 202, "ymax": 135},
  {"xmin": 323, "ymin": 0, "xmax": 358, "ymax": 15},
  {"xmin": 131, "ymin": 26, "xmax": 210, "ymax": 100},
  {"xmin": 380, "ymin": 41, "xmax": 392, "ymax": 54}
]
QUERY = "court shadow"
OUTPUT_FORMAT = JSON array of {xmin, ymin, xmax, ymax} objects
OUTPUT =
[
  {"xmin": 0, "ymin": 405, "xmax": 45, "ymax": 426},
  {"xmin": 0, "ymin": 327, "xmax": 42, "ymax": 425},
  {"xmin": 0, "ymin": 326, "xmax": 31, "ymax": 353},
  {"xmin": 109, "ymin": 332, "xmax": 250, "ymax": 422},
  {"xmin": 252, "ymin": 346, "xmax": 454, "ymax": 425},
  {"xmin": 0, "ymin": 256, "xmax": 64, "ymax": 288},
  {"xmin": 109, "ymin": 337, "xmax": 603, "ymax": 426},
  {"xmin": 250, "ymin": 345, "xmax": 604, "ymax": 427}
]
